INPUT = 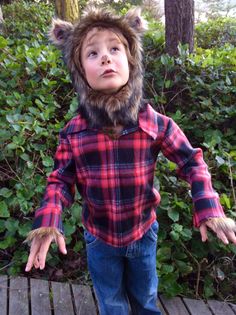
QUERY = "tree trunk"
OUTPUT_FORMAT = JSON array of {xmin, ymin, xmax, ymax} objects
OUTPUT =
[
  {"xmin": 0, "ymin": 5, "xmax": 4, "ymax": 32},
  {"xmin": 55, "ymin": 0, "xmax": 79, "ymax": 23},
  {"xmin": 165, "ymin": 0, "xmax": 194, "ymax": 56},
  {"xmin": 182, "ymin": 0, "xmax": 194, "ymax": 53}
]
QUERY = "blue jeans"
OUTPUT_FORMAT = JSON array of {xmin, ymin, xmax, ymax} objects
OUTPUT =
[{"xmin": 84, "ymin": 221, "xmax": 162, "ymax": 315}]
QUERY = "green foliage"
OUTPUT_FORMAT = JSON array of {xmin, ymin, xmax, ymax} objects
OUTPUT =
[
  {"xmin": 0, "ymin": 0, "xmax": 86, "ymax": 280},
  {"xmin": 0, "ymin": 0, "xmax": 236, "ymax": 302},
  {"xmin": 2, "ymin": 0, "xmax": 54, "ymax": 39},
  {"xmin": 195, "ymin": 17, "xmax": 236, "ymax": 48},
  {"xmin": 143, "ymin": 19, "xmax": 236, "ymax": 301}
]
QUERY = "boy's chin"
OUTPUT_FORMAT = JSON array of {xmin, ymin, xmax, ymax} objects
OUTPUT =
[{"xmin": 94, "ymin": 83, "xmax": 128, "ymax": 95}]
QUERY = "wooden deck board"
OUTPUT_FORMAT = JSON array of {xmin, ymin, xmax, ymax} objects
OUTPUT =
[
  {"xmin": 72, "ymin": 283, "xmax": 97, "ymax": 315},
  {"xmin": 1, "ymin": 276, "xmax": 236, "ymax": 315},
  {"xmin": 208, "ymin": 299, "xmax": 235, "ymax": 315},
  {"xmin": 157, "ymin": 298, "xmax": 167, "ymax": 315},
  {"xmin": 183, "ymin": 298, "xmax": 212, "ymax": 315},
  {"xmin": 9, "ymin": 277, "xmax": 29, "ymax": 315},
  {"xmin": 0, "ymin": 275, "xmax": 8, "ymax": 315},
  {"xmin": 51, "ymin": 281, "xmax": 75, "ymax": 315},
  {"xmin": 159, "ymin": 295, "xmax": 189, "ymax": 315},
  {"xmin": 229, "ymin": 303, "xmax": 236, "ymax": 314},
  {"xmin": 30, "ymin": 278, "xmax": 51, "ymax": 315}
]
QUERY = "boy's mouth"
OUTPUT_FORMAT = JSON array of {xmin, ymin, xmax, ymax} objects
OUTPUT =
[{"xmin": 102, "ymin": 69, "xmax": 116, "ymax": 76}]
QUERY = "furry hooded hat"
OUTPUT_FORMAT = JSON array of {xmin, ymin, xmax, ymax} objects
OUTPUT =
[{"xmin": 49, "ymin": 7, "xmax": 147, "ymax": 127}]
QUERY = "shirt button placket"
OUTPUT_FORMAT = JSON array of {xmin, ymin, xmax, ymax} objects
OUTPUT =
[{"xmin": 113, "ymin": 138, "xmax": 123, "ymax": 246}]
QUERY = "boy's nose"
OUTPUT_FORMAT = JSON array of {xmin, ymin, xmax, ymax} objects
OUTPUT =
[{"xmin": 101, "ymin": 55, "xmax": 111, "ymax": 65}]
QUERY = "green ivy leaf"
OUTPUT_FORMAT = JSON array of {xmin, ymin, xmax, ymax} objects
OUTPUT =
[
  {"xmin": 71, "ymin": 203, "xmax": 82, "ymax": 221},
  {"xmin": 157, "ymin": 246, "xmax": 171, "ymax": 262},
  {"xmin": 170, "ymin": 231, "xmax": 179, "ymax": 241},
  {"xmin": 64, "ymin": 221, "xmax": 76, "ymax": 236},
  {"xmin": 180, "ymin": 228, "xmax": 192, "ymax": 241},
  {"xmin": 73, "ymin": 241, "xmax": 83, "ymax": 253},
  {"xmin": 0, "ymin": 201, "xmax": 10, "ymax": 218},
  {"xmin": 0, "ymin": 236, "xmax": 16, "ymax": 249},
  {"xmin": 220, "ymin": 193, "xmax": 231, "ymax": 209},
  {"xmin": 42, "ymin": 156, "xmax": 54, "ymax": 167},
  {"xmin": 0, "ymin": 220, "xmax": 6, "ymax": 233},
  {"xmin": 161, "ymin": 264, "xmax": 174, "ymax": 274},
  {"xmin": 5, "ymin": 218, "xmax": 19, "ymax": 233},
  {"xmin": 0, "ymin": 188, "xmax": 13, "ymax": 198},
  {"xmin": 0, "ymin": 36, "xmax": 8, "ymax": 49},
  {"xmin": 168, "ymin": 209, "xmax": 179, "ymax": 222}
]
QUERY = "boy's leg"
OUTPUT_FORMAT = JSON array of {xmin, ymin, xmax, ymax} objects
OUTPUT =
[
  {"xmin": 84, "ymin": 230, "xmax": 130, "ymax": 315},
  {"xmin": 125, "ymin": 221, "xmax": 162, "ymax": 315}
]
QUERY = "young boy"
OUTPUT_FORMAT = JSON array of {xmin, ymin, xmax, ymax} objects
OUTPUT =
[{"xmin": 25, "ymin": 7, "xmax": 236, "ymax": 315}]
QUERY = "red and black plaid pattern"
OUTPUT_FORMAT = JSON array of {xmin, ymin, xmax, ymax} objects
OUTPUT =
[{"xmin": 32, "ymin": 104, "xmax": 225, "ymax": 246}]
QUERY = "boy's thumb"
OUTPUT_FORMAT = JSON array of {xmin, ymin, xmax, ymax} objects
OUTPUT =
[
  {"xmin": 199, "ymin": 223, "xmax": 208, "ymax": 242},
  {"xmin": 57, "ymin": 234, "xmax": 67, "ymax": 254}
]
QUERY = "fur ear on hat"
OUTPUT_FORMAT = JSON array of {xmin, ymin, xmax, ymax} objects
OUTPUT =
[
  {"xmin": 124, "ymin": 7, "xmax": 148, "ymax": 34},
  {"xmin": 49, "ymin": 18, "xmax": 74, "ymax": 47}
]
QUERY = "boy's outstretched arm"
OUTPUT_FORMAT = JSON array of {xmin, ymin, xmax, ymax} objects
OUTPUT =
[
  {"xmin": 25, "ymin": 227, "xmax": 67, "ymax": 272},
  {"xmin": 25, "ymin": 129, "xmax": 76, "ymax": 272},
  {"xmin": 152, "ymin": 110, "xmax": 236, "ymax": 245},
  {"xmin": 199, "ymin": 217, "xmax": 236, "ymax": 245}
]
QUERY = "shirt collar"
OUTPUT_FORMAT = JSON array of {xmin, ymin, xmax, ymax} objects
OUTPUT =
[
  {"xmin": 64, "ymin": 115, "xmax": 88, "ymax": 134},
  {"xmin": 65, "ymin": 103, "xmax": 158, "ymax": 139},
  {"xmin": 138, "ymin": 104, "xmax": 158, "ymax": 140}
]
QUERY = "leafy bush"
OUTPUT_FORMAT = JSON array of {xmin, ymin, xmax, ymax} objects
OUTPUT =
[
  {"xmin": 2, "ymin": 0, "xmax": 54, "ymax": 39},
  {"xmin": 0, "ymin": 1, "xmax": 86, "ymax": 279},
  {"xmin": 195, "ymin": 17, "xmax": 236, "ymax": 48},
  {"xmin": 144, "ymin": 40, "xmax": 236, "ymax": 300},
  {"xmin": 0, "ymin": 0, "xmax": 236, "ymax": 302}
]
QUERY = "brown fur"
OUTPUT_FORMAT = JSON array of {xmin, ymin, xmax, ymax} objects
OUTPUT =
[
  {"xmin": 49, "ymin": 7, "xmax": 147, "ymax": 127},
  {"xmin": 25, "ymin": 227, "xmax": 63, "ymax": 245},
  {"xmin": 206, "ymin": 217, "xmax": 236, "ymax": 233}
]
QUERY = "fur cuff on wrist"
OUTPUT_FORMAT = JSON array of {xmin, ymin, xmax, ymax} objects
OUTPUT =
[
  {"xmin": 207, "ymin": 217, "xmax": 236, "ymax": 233},
  {"xmin": 25, "ymin": 227, "xmax": 63, "ymax": 245}
]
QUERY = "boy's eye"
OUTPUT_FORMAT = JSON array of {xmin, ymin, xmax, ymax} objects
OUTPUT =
[
  {"xmin": 111, "ymin": 47, "xmax": 119, "ymax": 52},
  {"xmin": 88, "ymin": 51, "xmax": 97, "ymax": 58}
]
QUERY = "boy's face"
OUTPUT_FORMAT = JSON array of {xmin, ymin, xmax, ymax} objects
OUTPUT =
[{"xmin": 81, "ymin": 28, "xmax": 130, "ymax": 94}]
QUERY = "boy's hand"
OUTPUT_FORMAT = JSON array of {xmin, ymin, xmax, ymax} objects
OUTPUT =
[
  {"xmin": 25, "ymin": 233, "xmax": 67, "ymax": 272},
  {"xmin": 200, "ymin": 217, "xmax": 236, "ymax": 245}
]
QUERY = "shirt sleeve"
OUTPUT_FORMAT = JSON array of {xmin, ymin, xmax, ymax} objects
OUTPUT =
[
  {"xmin": 159, "ymin": 117, "xmax": 225, "ymax": 227},
  {"xmin": 32, "ymin": 130, "xmax": 76, "ymax": 233}
]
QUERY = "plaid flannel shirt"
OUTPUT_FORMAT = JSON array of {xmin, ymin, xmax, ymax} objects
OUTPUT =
[{"xmin": 32, "ymin": 104, "xmax": 225, "ymax": 246}]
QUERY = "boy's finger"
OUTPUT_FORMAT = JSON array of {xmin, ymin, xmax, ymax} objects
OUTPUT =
[
  {"xmin": 25, "ymin": 255, "xmax": 34, "ymax": 272},
  {"xmin": 199, "ymin": 224, "xmax": 208, "ymax": 242},
  {"xmin": 57, "ymin": 235, "xmax": 67, "ymax": 254},
  {"xmin": 225, "ymin": 231, "xmax": 236, "ymax": 245},
  {"xmin": 34, "ymin": 255, "xmax": 40, "ymax": 269},
  {"xmin": 204, "ymin": 221, "xmax": 229, "ymax": 244},
  {"xmin": 216, "ymin": 230, "xmax": 229, "ymax": 245},
  {"xmin": 206, "ymin": 220, "xmax": 236, "ymax": 245},
  {"xmin": 25, "ymin": 239, "xmax": 41, "ymax": 272},
  {"xmin": 37, "ymin": 236, "xmax": 53, "ymax": 270}
]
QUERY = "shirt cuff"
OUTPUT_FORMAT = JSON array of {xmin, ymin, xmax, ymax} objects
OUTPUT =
[
  {"xmin": 193, "ymin": 197, "xmax": 225, "ymax": 227},
  {"xmin": 32, "ymin": 206, "xmax": 64, "ymax": 234}
]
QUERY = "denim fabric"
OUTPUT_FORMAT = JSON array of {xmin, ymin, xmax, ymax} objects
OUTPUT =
[{"xmin": 84, "ymin": 221, "xmax": 162, "ymax": 315}]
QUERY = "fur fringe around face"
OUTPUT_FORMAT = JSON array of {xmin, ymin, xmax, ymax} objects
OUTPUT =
[
  {"xmin": 25, "ymin": 227, "xmax": 63, "ymax": 246},
  {"xmin": 48, "ymin": 7, "xmax": 147, "ymax": 127}
]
